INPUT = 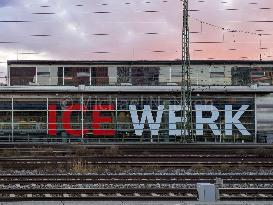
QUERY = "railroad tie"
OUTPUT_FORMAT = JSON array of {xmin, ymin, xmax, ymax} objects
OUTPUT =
[
  {"xmin": 63, "ymin": 194, "xmax": 70, "ymax": 198},
  {"xmin": 151, "ymin": 193, "xmax": 159, "ymax": 197},
  {"xmin": 45, "ymin": 194, "xmax": 52, "ymax": 198},
  {"xmin": 169, "ymin": 192, "xmax": 175, "ymax": 197},
  {"xmin": 134, "ymin": 193, "xmax": 140, "ymax": 197},
  {"xmin": 81, "ymin": 194, "xmax": 87, "ymax": 198},
  {"xmin": 27, "ymin": 194, "xmax": 32, "ymax": 198},
  {"xmin": 9, "ymin": 194, "xmax": 15, "ymax": 198}
]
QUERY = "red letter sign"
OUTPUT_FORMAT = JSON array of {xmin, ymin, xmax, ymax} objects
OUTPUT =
[
  {"xmin": 48, "ymin": 104, "xmax": 57, "ymax": 136},
  {"xmin": 92, "ymin": 105, "xmax": 115, "ymax": 136},
  {"xmin": 62, "ymin": 104, "xmax": 88, "ymax": 137}
]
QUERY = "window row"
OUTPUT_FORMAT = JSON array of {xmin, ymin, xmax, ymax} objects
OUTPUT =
[{"xmin": 9, "ymin": 66, "xmax": 273, "ymax": 86}]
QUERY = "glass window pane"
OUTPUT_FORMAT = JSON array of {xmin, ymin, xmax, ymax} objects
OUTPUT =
[
  {"xmin": 10, "ymin": 67, "xmax": 36, "ymax": 86},
  {"xmin": 13, "ymin": 99, "xmax": 47, "ymax": 110},
  {"xmin": 64, "ymin": 67, "xmax": 90, "ymax": 86},
  {"xmin": 91, "ymin": 67, "xmax": 109, "ymax": 85}
]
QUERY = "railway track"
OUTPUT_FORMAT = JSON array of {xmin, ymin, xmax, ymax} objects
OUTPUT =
[
  {"xmin": 0, "ymin": 144, "xmax": 272, "ymax": 201},
  {"xmin": 0, "ymin": 174, "xmax": 273, "ymax": 201},
  {"xmin": 0, "ymin": 188, "xmax": 272, "ymax": 201},
  {"xmin": 1, "ymin": 143, "xmax": 273, "ymax": 156},
  {"xmin": 1, "ymin": 174, "xmax": 273, "ymax": 184},
  {"xmin": 0, "ymin": 156, "xmax": 273, "ymax": 167}
]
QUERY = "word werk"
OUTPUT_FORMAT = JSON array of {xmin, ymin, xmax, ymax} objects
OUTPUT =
[{"xmin": 48, "ymin": 104, "xmax": 251, "ymax": 137}]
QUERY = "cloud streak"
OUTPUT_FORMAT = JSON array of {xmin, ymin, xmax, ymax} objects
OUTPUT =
[{"xmin": 0, "ymin": 0, "xmax": 273, "ymax": 80}]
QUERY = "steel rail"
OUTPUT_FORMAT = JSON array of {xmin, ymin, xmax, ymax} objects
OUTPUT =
[{"xmin": 0, "ymin": 188, "xmax": 273, "ymax": 201}]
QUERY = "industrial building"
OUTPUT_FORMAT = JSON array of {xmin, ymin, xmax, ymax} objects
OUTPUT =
[{"xmin": 0, "ymin": 60, "xmax": 272, "ymax": 143}]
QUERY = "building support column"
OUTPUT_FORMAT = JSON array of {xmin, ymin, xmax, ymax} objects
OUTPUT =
[
  {"xmin": 46, "ymin": 97, "xmax": 49, "ymax": 136},
  {"xmin": 254, "ymin": 93, "xmax": 257, "ymax": 143},
  {"xmin": 11, "ymin": 97, "xmax": 14, "ymax": 142},
  {"xmin": 89, "ymin": 67, "xmax": 92, "ymax": 86},
  {"xmin": 115, "ymin": 97, "xmax": 118, "ymax": 140},
  {"xmin": 169, "ymin": 66, "xmax": 172, "ymax": 83},
  {"xmin": 35, "ymin": 66, "xmax": 38, "ymax": 84},
  {"xmin": 81, "ymin": 94, "xmax": 84, "ymax": 139},
  {"xmin": 62, "ymin": 67, "xmax": 64, "ymax": 86}
]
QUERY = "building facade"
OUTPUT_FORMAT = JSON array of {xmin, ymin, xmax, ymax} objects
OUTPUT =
[{"xmin": 1, "ymin": 60, "xmax": 273, "ymax": 143}]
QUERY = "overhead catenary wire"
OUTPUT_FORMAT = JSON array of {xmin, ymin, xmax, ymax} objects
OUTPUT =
[
  {"xmin": 189, "ymin": 15, "xmax": 270, "ymax": 36},
  {"xmin": 189, "ymin": 15, "xmax": 273, "ymax": 60}
]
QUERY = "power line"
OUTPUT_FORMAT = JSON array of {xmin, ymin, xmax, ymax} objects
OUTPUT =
[
  {"xmin": 189, "ymin": 15, "xmax": 273, "ymax": 60},
  {"xmin": 190, "ymin": 16, "xmax": 267, "ymax": 36}
]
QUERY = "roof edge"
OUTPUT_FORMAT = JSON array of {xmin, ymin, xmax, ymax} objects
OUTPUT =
[{"xmin": 7, "ymin": 59, "xmax": 273, "ymax": 65}]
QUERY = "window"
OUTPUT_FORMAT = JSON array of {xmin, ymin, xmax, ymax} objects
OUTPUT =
[
  {"xmin": 64, "ymin": 67, "xmax": 90, "ymax": 86},
  {"xmin": 10, "ymin": 67, "xmax": 36, "ymax": 86},
  {"xmin": 210, "ymin": 72, "xmax": 225, "ymax": 78},
  {"xmin": 91, "ymin": 67, "xmax": 109, "ymax": 85}
]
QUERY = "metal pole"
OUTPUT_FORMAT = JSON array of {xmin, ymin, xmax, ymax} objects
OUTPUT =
[
  {"xmin": 89, "ymin": 67, "xmax": 92, "ymax": 86},
  {"xmin": 46, "ymin": 97, "xmax": 48, "ymax": 136},
  {"xmin": 62, "ymin": 67, "xmax": 64, "ymax": 86},
  {"xmin": 181, "ymin": 0, "xmax": 193, "ymax": 142},
  {"xmin": 115, "ymin": 97, "xmax": 118, "ymax": 140},
  {"xmin": 254, "ymin": 94, "xmax": 257, "ymax": 143},
  {"xmin": 81, "ymin": 93, "xmax": 84, "ymax": 139},
  {"xmin": 11, "ymin": 97, "xmax": 14, "ymax": 142}
]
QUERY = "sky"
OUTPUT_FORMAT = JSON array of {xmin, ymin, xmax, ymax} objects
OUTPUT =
[{"xmin": 0, "ymin": 0, "xmax": 273, "ymax": 79}]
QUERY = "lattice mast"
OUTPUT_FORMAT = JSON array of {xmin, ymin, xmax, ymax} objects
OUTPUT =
[{"xmin": 181, "ymin": 0, "xmax": 193, "ymax": 142}]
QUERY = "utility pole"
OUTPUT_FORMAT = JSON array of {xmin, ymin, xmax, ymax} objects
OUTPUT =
[{"xmin": 181, "ymin": 0, "xmax": 193, "ymax": 142}]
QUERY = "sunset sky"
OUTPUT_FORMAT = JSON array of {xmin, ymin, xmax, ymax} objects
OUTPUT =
[{"xmin": 0, "ymin": 0, "xmax": 273, "ymax": 78}]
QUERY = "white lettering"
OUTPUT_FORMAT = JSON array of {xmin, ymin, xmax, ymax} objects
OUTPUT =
[
  {"xmin": 129, "ymin": 105, "xmax": 164, "ymax": 136},
  {"xmin": 195, "ymin": 105, "xmax": 221, "ymax": 135},
  {"xmin": 169, "ymin": 105, "xmax": 187, "ymax": 136},
  {"xmin": 225, "ymin": 105, "xmax": 251, "ymax": 136},
  {"xmin": 128, "ymin": 104, "xmax": 251, "ymax": 137}
]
